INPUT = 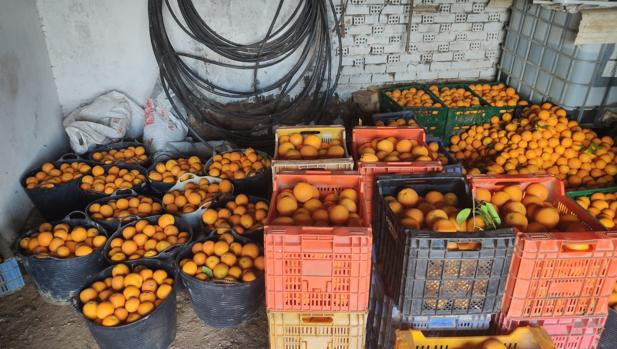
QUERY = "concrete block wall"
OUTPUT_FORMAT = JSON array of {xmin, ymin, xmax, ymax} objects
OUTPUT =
[{"xmin": 335, "ymin": 0, "xmax": 511, "ymax": 97}]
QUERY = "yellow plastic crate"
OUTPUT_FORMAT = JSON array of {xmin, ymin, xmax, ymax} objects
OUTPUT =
[
  {"xmin": 395, "ymin": 327, "xmax": 556, "ymax": 349},
  {"xmin": 268, "ymin": 311, "xmax": 367, "ymax": 349},
  {"xmin": 271, "ymin": 125, "xmax": 354, "ymax": 180}
]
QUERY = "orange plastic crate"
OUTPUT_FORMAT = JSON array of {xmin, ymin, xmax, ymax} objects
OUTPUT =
[
  {"xmin": 264, "ymin": 171, "xmax": 372, "ymax": 312},
  {"xmin": 499, "ymin": 315, "xmax": 606, "ymax": 349},
  {"xmin": 352, "ymin": 127, "xmax": 442, "ymax": 226}
]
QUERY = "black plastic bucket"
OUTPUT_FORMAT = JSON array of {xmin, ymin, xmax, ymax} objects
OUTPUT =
[
  {"xmin": 15, "ymin": 211, "xmax": 110, "ymax": 304},
  {"xmin": 79, "ymin": 163, "xmax": 150, "ymax": 205},
  {"xmin": 175, "ymin": 236, "xmax": 265, "ymax": 328},
  {"xmin": 87, "ymin": 140, "xmax": 151, "ymax": 168},
  {"xmin": 85, "ymin": 189, "xmax": 163, "ymax": 233},
  {"xmin": 102, "ymin": 214, "xmax": 194, "ymax": 265},
  {"xmin": 72, "ymin": 259, "xmax": 177, "ymax": 349},
  {"xmin": 147, "ymin": 153, "xmax": 206, "ymax": 195},
  {"xmin": 20, "ymin": 153, "xmax": 97, "ymax": 220},
  {"xmin": 201, "ymin": 195, "xmax": 269, "ymax": 242},
  {"xmin": 204, "ymin": 149, "xmax": 272, "ymax": 198}
]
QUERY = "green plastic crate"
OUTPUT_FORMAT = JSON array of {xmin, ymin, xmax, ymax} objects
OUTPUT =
[
  {"xmin": 567, "ymin": 186, "xmax": 617, "ymax": 199},
  {"xmin": 430, "ymin": 83, "xmax": 492, "ymax": 143},
  {"xmin": 466, "ymin": 81, "xmax": 526, "ymax": 119},
  {"xmin": 379, "ymin": 85, "xmax": 447, "ymax": 139}
]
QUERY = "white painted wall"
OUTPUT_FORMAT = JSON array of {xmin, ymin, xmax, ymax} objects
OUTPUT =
[{"xmin": 0, "ymin": 0, "xmax": 65, "ymax": 244}]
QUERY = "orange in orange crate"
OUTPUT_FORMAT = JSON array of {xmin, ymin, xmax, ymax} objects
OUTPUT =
[{"xmin": 264, "ymin": 171, "xmax": 371, "ymax": 312}]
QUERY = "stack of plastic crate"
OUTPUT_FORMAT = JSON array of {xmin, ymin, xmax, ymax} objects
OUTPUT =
[
  {"xmin": 469, "ymin": 174, "xmax": 617, "ymax": 349},
  {"xmin": 367, "ymin": 173, "xmax": 516, "ymax": 348},
  {"xmin": 264, "ymin": 171, "xmax": 372, "ymax": 349}
]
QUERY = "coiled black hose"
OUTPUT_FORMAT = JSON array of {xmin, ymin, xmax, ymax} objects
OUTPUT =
[{"xmin": 148, "ymin": 0, "xmax": 343, "ymax": 149}]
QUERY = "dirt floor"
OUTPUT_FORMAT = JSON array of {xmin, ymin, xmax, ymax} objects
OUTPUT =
[{"xmin": 0, "ymin": 275, "xmax": 268, "ymax": 349}]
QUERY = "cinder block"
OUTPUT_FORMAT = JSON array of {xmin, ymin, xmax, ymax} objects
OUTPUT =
[
  {"xmin": 464, "ymin": 50, "xmax": 485, "ymax": 60},
  {"xmin": 450, "ymin": 3, "xmax": 473, "ymax": 12},
  {"xmin": 434, "ymin": 13, "xmax": 456, "ymax": 23},
  {"xmin": 414, "ymin": 63, "xmax": 431, "ymax": 72},
  {"xmin": 386, "ymin": 63, "xmax": 409, "ymax": 73},
  {"xmin": 480, "ymin": 70, "xmax": 496, "ymax": 79},
  {"xmin": 467, "ymin": 31, "xmax": 486, "ymax": 40},
  {"xmin": 433, "ymin": 52, "xmax": 454, "ymax": 61},
  {"xmin": 365, "ymin": 55, "xmax": 388, "ymax": 64},
  {"xmin": 430, "ymin": 61, "xmax": 452, "ymax": 71},
  {"xmin": 365, "ymin": 64, "xmax": 387, "ymax": 73},
  {"xmin": 435, "ymin": 32, "xmax": 456, "ymax": 41},
  {"xmin": 384, "ymin": 44, "xmax": 404, "ymax": 53},
  {"xmin": 467, "ymin": 13, "xmax": 489, "ymax": 22},
  {"xmin": 395, "ymin": 72, "xmax": 417, "ymax": 81},
  {"xmin": 382, "ymin": 5, "xmax": 405, "ymax": 14},
  {"xmin": 418, "ymin": 24, "xmax": 441, "ymax": 32},
  {"xmin": 483, "ymin": 22, "xmax": 504, "ymax": 32},
  {"xmin": 384, "ymin": 24, "xmax": 408, "ymax": 33},
  {"xmin": 349, "ymin": 46, "xmax": 371, "ymax": 55},
  {"xmin": 341, "ymin": 56, "xmax": 356, "ymax": 66},
  {"xmin": 449, "ymin": 41, "xmax": 470, "ymax": 51},
  {"xmin": 367, "ymin": 35, "xmax": 391, "ymax": 45},
  {"xmin": 451, "ymin": 23, "xmax": 471, "ymax": 32},
  {"xmin": 342, "ymin": 66, "xmax": 365, "ymax": 75},
  {"xmin": 346, "ymin": 5, "xmax": 370, "ymax": 15},
  {"xmin": 483, "ymin": 41, "xmax": 501, "ymax": 50},
  {"xmin": 349, "ymin": 74, "xmax": 373, "ymax": 84},
  {"xmin": 416, "ymin": 70, "xmax": 439, "ymax": 80},
  {"xmin": 400, "ymin": 53, "xmax": 422, "ymax": 63},
  {"xmin": 459, "ymin": 69, "xmax": 481, "ymax": 79},
  {"xmin": 432, "ymin": 0, "xmax": 457, "ymax": 4},
  {"xmin": 409, "ymin": 32, "xmax": 423, "ymax": 42},
  {"xmin": 348, "ymin": 25, "xmax": 372, "ymax": 35},
  {"xmin": 372, "ymin": 73, "xmax": 394, "ymax": 83},
  {"xmin": 465, "ymin": 59, "xmax": 495, "ymax": 69},
  {"xmin": 364, "ymin": 15, "xmax": 381, "ymax": 24},
  {"xmin": 438, "ymin": 70, "xmax": 460, "ymax": 79},
  {"xmin": 416, "ymin": 42, "xmax": 438, "ymax": 51}
]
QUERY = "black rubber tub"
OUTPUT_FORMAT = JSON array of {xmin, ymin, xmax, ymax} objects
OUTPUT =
[
  {"xmin": 72, "ymin": 259, "xmax": 177, "ymax": 349},
  {"xmin": 87, "ymin": 140, "xmax": 151, "ymax": 168},
  {"xmin": 20, "ymin": 153, "xmax": 97, "ymax": 221},
  {"xmin": 175, "ymin": 235, "xmax": 265, "ymax": 328},
  {"xmin": 200, "ymin": 195, "xmax": 269, "ymax": 242},
  {"xmin": 102, "ymin": 214, "xmax": 194, "ymax": 265},
  {"xmin": 15, "ymin": 211, "xmax": 110, "ymax": 304},
  {"xmin": 85, "ymin": 189, "xmax": 163, "ymax": 233},
  {"xmin": 204, "ymin": 149, "xmax": 272, "ymax": 199},
  {"xmin": 147, "ymin": 153, "xmax": 206, "ymax": 195},
  {"xmin": 79, "ymin": 163, "xmax": 150, "ymax": 205}
]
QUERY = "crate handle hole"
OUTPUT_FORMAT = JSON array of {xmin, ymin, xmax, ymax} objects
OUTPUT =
[
  {"xmin": 301, "ymin": 316, "xmax": 334, "ymax": 324},
  {"xmin": 447, "ymin": 241, "xmax": 481, "ymax": 251},
  {"xmin": 562, "ymin": 243, "xmax": 594, "ymax": 253},
  {"xmin": 300, "ymin": 130, "xmax": 321, "ymax": 136}
]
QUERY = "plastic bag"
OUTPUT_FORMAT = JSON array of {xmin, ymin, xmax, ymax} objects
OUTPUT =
[
  {"xmin": 143, "ymin": 82, "xmax": 189, "ymax": 153},
  {"xmin": 62, "ymin": 91, "xmax": 144, "ymax": 154}
]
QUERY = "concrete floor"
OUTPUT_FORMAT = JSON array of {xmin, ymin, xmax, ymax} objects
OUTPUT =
[{"xmin": 0, "ymin": 275, "xmax": 268, "ymax": 349}]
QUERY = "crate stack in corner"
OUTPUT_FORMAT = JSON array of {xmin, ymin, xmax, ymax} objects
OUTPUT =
[{"xmin": 264, "ymin": 170, "xmax": 372, "ymax": 349}]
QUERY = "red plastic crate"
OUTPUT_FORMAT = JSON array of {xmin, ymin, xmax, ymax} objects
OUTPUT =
[
  {"xmin": 264, "ymin": 170, "xmax": 372, "ymax": 312},
  {"xmin": 499, "ymin": 315, "xmax": 607, "ymax": 349},
  {"xmin": 352, "ymin": 127, "xmax": 442, "ymax": 225}
]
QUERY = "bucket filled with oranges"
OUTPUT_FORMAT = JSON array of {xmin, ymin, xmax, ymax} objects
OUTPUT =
[
  {"xmin": 86, "ymin": 189, "xmax": 163, "ymax": 232},
  {"xmin": 147, "ymin": 154, "xmax": 205, "ymax": 194},
  {"xmin": 88, "ymin": 141, "xmax": 150, "ymax": 167},
  {"xmin": 176, "ymin": 231, "xmax": 265, "ymax": 328},
  {"xmin": 16, "ymin": 211, "xmax": 110, "ymax": 303},
  {"xmin": 79, "ymin": 164, "xmax": 149, "ymax": 203},
  {"xmin": 201, "ymin": 194, "xmax": 269, "ymax": 241},
  {"xmin": 103, "ymin": 214, "xmax": 193, "ymax": 263},
  {"xmin": 20, "ymin": 153, "xmax": 96, "ymax": 220},
  {"xmin": 73, "ymin": 261, "xmax": 177, "ymax": 349},
  {"xmin": 162, "ymin": 173, "xmax": 234, "ymax": 228},
  {"xmin": 204, "ymin": 148, "xmax": 272, "ymax": 199}
]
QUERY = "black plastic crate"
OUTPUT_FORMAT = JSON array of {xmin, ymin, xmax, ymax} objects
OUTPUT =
[
  {"xmin": 375, "ymin": 174, "xmax": 515, "ymax": 320},
  {"xmin": 599, "ymin": 308, "xmax": 617, "ymax": 349},
  {"xmin": 371, "ymin": 111, "xmax": 418, "ymax": 127}
]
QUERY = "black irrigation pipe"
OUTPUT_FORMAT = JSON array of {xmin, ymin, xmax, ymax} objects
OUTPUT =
[{"xmin": 148, "ymin": 0, "xmax": 343, "ymax": 149}]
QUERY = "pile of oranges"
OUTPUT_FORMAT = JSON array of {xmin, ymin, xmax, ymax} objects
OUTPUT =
[
  {"xmin": 179, "ymin": 233, "xmax": 263, "ymax": 282},
  {"xmin": 162, "ymin": 178, "xmax": 233, "ymax": 214},
  {"xmin": 448, "ymin": 103, "xmax": 617, "ymax": 189},
  {"xmin": 428, "ymin": 85, "xmax": 481, "ymax": 107},
  {"xmin": 468, "ymin": 83, "xmax": 528, "ymax": 107},
  {"xmin": 107, "ymin": 214, "xmax": 190, "ymax": 261},
  {"xmin": 91, "ymin": 146, "xmax": 148, "ymax": 165},
  {"xmin": 574, "ymin": 191, "xmax": 617, "ymax": 229},
  {"xmin": 357, "ymin": 138, "xmax": 446, "ymax": 164},
  {"xmin": 374, "ymin": 118, "xmax": 418, "ymax": 127},
  {"xmin": 385, "ymin": 88, "xmax": 442, "ymax": 108},
  {"xmin": 148, "ymin": 157, "xmax": 203, "ymax": 184},
  {"xmin": 79, "ymin": 264, "xmax": 173, "ymax": 326},
  {"xmin": 80, "ymin": 165, "xmax": 146, "ymax": 194},
  {"xmin": 277, "ymin": 133, "xmax": 346, "ymax": 160},
  {"xmin": 207, "ymin": 149, "xmax": 270, "ymax": 180},
  {"xmin": 19, "ymin": 223, "xmax": 107, "ymax": 258},
  {"xmin": 270, "ymin": 182, "xmax": 363, "ymax": 227},
  {"xmin": 88, "ymin": 195, "xmax": 162, "ymax": 222},
  {"xmin": 25, "ymin": 162, "xmax": 91, "ymax": 189},
  {"xmin": 201, "ymin": 194, "xmax": 268, "ymax": 235},
  {"xmin": 473, "ymin": 183, "xmax": 589, "ymax": 233},
  {"xmin": 384, "ymin": 188, "xmax": 472, "ymax": 233}
]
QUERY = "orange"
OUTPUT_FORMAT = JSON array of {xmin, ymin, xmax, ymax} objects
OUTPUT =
[
  {"xmin": 491, "ymin": 191, "xmax": 511, "ymax": 208},
  {"xmin": 329, "ymin": 205, "xmax": 350, "ymax": 225},
  {"xmin": 83, "ymin": 301, "xmax": 99, "ymax": 320},
  {"xmin": 504, "ymin": 212, "xmax": 528, "ymax": 231},
  {"xmin": 156, "ymin": 284, "xmax": 173, "ymax": 299},
  {"xmin": 432, "ymin": 218, "xmax": 457, "ymax": 232},
  {"xmin": 474, "ymin": 188, "xmax": 492, "ymax": 202},
  {"xmin": 96, "ymin": 301, "xmax": 115, "ymax": 320},
  {"xmin": 241, "ymin": 243, "xmax": 260, "ymax": 259},
  {"xmin": 526, "ymin": 183, "xmax": 549, "ymax": 201},
  {"xmin": 158, "ymin": 214, "xmax": 175, "ymax": 228},
  {"xmin": 397, "ymin": 188, "xmax": 419, "ymax": 207},
  {"xmin": 213, "ymin": 240, "xmax": 230, "ymax": 256},
  {"xmin": 276, "ymin": 196, "xmax": 298, "ymax": 216},
  {"xmin": 534, "ymin": 207, "xmax": 560, "ymax": 229},
  {"xmin": 424, "ymin": 191, "xmax": 445, "ymax": 205},
  {"xmin": 293, "ymin": 182, "xmax": 315, "ymax": 203}
]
